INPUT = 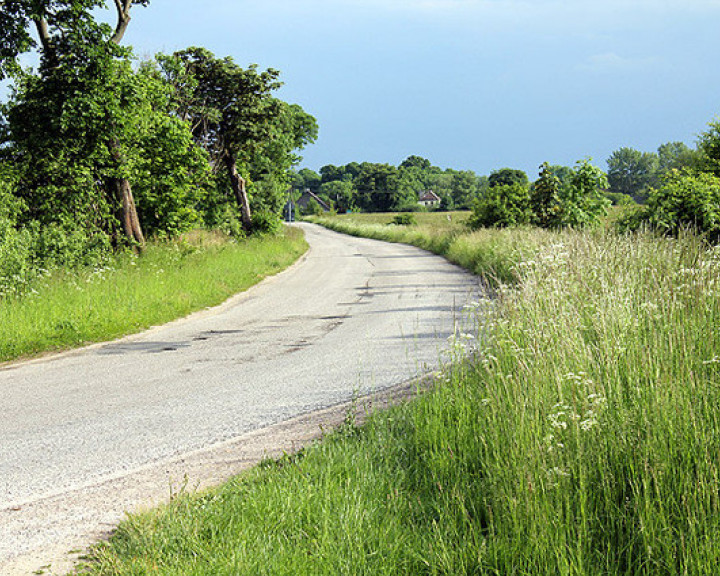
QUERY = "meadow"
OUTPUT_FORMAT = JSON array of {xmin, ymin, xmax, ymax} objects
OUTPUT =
[
  {"xmin": 0, "ymin": 228, "xmax": 307, "ymax": 363},
  {"xmin": 80, "ymin": 213, "xmax": 720, "ymax": 575}
]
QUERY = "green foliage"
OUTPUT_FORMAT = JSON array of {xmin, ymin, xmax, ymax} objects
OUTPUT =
[
  {"xmin": 657, "ymin": 141, "xmax": 701, "ymax": 174},
  {"xmin": 354, "ymin": 163, "xmax": 400, "ymax": 212},
  {"xmin": 605, "ymin": 191, "xmax": 636, "ymax": 206},
  {"xmin": 531, "ymin": 162, "xmax": 563, "ymax": 228},
  {"xmin": 309, "ymin": 158, "xmax": 484, "ymax": 214},
  {"xmin": 697, "ymin": 117, "xmax": 720, "ymax": 177},
  {"xmin": 488, "ymin": 167, "xmax": 529, "ymax": 188},
  {"xmin": 300, "ymin": 198, "xmax": 323, "ymax": 217},
  {"xmin": 250, "ymin": 209, "xmax": 283, "ymax": 235},
  {"xmin": 468, "ymin": 182, "xmax": 532, "ymax": 228},
  {"xmin": 318, "ymin": 179, "xmax": 355, "ymax": 213},
  {"xmin": 645, "ymin": 170, "xmax": 720, "ymax": 238},
  {"xmin": 164, "ymin": 48, "xmax": 316, "ymax": 231},
  {"xmin": 607, "ymin": 146, "xmax": 659, "ymax": 200},
  {"xmin": 390, "ymin": 213, "xmax": 417, "ymax": 226},
  {"xmin": 558, "ymin": 159, "xmax": 611, "ymax": 227},
  {"xmin": 0, "ymin": 229, "xmax": 307, "ymax": 361},
  {"xmin": 296, "ymin": 167, "xmax": 322, "ymax": 193},
  {"xmin": 86, "ymin": 222, "xmax": 720, "ymax": 575},
  {"xmin": 399, "ymin": 154, "xmax": 432, "ymax": 170}
]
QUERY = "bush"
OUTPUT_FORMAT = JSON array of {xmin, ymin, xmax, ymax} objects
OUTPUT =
[
  {"xmin": 0, "ymin": 217, "xmax": 34, "ymax": 297},
  {"xmin": 390, "ymin": 213, "xmax": 417, "ymax": 226},
  {"xmin": 468, "ymin": 183, "xmax": 532, "ymax": 229},
  {"xmin": 645, "ymin": 170, "xmax": 720, "ymax": 239},
  {"xmin": 605, "ymin": 191, "xmax": 637, "ymax": 206},
  {"xmin": 251, "ymin": 209, "xmax": 283, "ymax": 236}
]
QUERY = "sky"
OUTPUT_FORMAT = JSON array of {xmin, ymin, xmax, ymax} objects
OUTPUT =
[{"xmin": 5, "ymin": 0, "xmax": 720, "ymax": 178}]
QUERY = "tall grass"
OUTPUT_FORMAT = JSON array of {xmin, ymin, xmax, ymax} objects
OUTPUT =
[
  {"xmin": 0, "ymin": 228, "xmax": 307, "ymax": 363},
  {"xmin": 82, "ymin": 222, "xmax": 720, "ymax": 575}
]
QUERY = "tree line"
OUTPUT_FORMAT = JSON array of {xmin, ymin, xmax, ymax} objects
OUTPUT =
[
  {"xmin": 291, "ymin": 155, "xmax": 490, "ymax": 213},
  {"xmin": 0, "ymin": 1, "xmax": 317, "ymax": 290}
]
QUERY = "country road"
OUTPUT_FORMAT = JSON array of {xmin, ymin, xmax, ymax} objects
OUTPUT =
[{"xmin": 0, "ymin": 222, "xmax": 481, "ymax": 574}]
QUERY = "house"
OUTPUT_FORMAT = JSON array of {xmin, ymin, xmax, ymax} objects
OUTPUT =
[
  {"xmin": 296, "ymin": 189, "xmax": 331, "ymax": 214},
  {"xmin": 418, "ymin": 190, "xmax": 441, "ymax": 208}
]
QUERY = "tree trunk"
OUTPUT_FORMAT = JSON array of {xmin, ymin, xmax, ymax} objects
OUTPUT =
[
  {"xmin": 107, "ymin": 139, "xmax": 145, "ymax": 250},
  {"xmin": 111, "ymin": 175, "xmax": 145, "ymax": 250},
  {"xmin": 223, "ymin": 152, "xmax": 252, "ymax": 233}
]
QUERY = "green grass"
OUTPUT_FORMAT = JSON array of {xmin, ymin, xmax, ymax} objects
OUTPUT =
[
  {"xmin": 0, "ymin": 228, "xmax": 307, "ymax": 363},
  {"xmin": 306, "ymin": 212, "xmax": 555, "ymax": 286},
  {"xmin": 80, "ymin": 217, "xmax": 720, "ymax": 575}
]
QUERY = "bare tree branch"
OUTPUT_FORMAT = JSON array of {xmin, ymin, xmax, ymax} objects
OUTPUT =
[{"xmin": 110, "ymin": 0, "xmax": 133, "ymax": 44}]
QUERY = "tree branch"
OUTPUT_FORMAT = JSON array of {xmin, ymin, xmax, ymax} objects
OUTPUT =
[
  {"xmin": 110, "ymin": 0, "xmax": 133, "ymax": 44},
  {"xmin": 33, "ymin": 15, "xmax": 52, "ymax": 55}
]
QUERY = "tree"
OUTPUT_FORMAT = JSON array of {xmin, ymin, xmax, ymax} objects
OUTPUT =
[
  {"xmin": 319, "ymin": 164, "xmax": 345, "ymax": 184},
  {"xmin": 560, "ymin": 159, "xmax": 610, "ymax": 227},
  {"xmin": 319, "ymin": 180, "xmax": 355, "ymax": 212},
  {"xmin": 170, "ymin": 47, "xmax": 282, "ymax": 233},
  {"xmin": 0, "ymin": 0, "xmax": 151, "ymax": 248},
  {"xmin": 697, "ymin": 119, "xmax": 720, "ymax": 177},
  {"xmin": 354, "ymin": 163, "xmax": 399, "ymax": 212},
  {"xmin": 450, "ymin": 170, "xmax": 479, "ymax": 209},
  {"xmin": 531, "ymin": 163, "xmax": 563, "ymax": 228},
  {"xmin": 400, "ymin": 155, "xmax": 432, "ymax": 171},
  {"xmin": 606, "ymin": 147, "xmax": 658, "ymax": 200},
  {"xmin": 657, "ymin": 141, "xmax": 701, "ymax": 174},
  {"xmin": 468, "ymin": 183, "xmax": 532, "ymax": 228},
  {"xmin": 488, "ymin": 168, "xmax": 529, "ymax": 189},
  {"xmin": 297, "ymin": 168, "xmax": 322, "ymax": 194}
]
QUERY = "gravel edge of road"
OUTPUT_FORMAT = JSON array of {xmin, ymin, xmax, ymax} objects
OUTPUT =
[{"xmin": 1, "ymin": 373, "xmax": 435, "ymax": 576}]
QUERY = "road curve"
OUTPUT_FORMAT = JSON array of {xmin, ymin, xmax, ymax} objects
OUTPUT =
[{"xmin": 0, "ymin": 223, "xmax": 481, "ymax": 573}]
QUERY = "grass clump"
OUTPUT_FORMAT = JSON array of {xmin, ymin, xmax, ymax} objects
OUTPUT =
[
  {"xmin": 80, "ymin": 216, "xmax": 720, "ymax": 575},
  {"xmin": 0, "ymin": 227, "xmax": 307, "ymax": 362}
]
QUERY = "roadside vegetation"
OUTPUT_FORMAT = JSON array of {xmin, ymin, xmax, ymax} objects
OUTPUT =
[
  {"xmin": 77, "ymin": 110, "xmax": 720, "ymax": 575},
  {"xmin": 81, "ymin": 213, "xmax": 720, "ymax": 575},
  {"xmin": 0, "ymin": 228, "xmax": 307, "ymax": 363}
]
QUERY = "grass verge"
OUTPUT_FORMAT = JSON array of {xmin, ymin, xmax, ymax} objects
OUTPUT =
[
  {"xmin": 0, "ymin": 227, "xmax": 307, "ymax": 363},
  {"xmin": 81, "ymin": 217, "xmax": 720, "ymax": 575}
]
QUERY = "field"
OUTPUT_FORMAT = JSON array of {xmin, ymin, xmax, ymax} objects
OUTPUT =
[
  {"xmin": 0, "ymin": 228, "xmax": 307, "ymax": 363},
  {"xmin": 82, "ymin": 213, "xmax": 720, "ymax": 575}
]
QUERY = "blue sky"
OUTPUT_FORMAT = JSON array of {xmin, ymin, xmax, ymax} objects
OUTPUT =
[{"xmin": 6, "ymin": 0, "xmax": 720, "ymax": 178}]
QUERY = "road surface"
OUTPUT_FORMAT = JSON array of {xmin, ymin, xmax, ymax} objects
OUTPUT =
[{"xmin": 0, "ymin": 223, "xmax": 481, "ymax": 574}]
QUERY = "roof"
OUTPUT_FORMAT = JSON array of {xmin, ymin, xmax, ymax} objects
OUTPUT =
[
  {"xmin": 418, "ymin": 190, "xmax": 441, "ymax": 203},
  {"xmin": 296, "ymin": 189, "xmax": 331, "ymax": 212}
]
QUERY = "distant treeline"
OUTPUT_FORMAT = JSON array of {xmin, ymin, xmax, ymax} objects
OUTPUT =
[
  {"xmin": 291, "ymin": 156, "xmax": 489, "ymax": 214},
  {"xmin": 298, "ymin": 111, "xmax": 720, "ymax": 240}
]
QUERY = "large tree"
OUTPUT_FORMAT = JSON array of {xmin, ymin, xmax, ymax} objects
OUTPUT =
[
  {"xmin": 488, "ymin": 168, "xmax": 529, "ymax": 189},
  {"xmin": 0, "ymin": 0, "xmax": 151, "ymax": 248},
  {"xmin": 168, "ymin": 47, "xmax": 283, "ymax": 233},
  {"xmin": 606, "ymin": 147, "xmax": 658, "ymax": 200}
]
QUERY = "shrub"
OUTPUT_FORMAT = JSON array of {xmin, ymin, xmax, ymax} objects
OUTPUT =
[
  {"xmin": 468, "ymin": 183, "xmax": 532, "ymax": 229},
  {"xmin": 251, "ymin": 209, "xmax": 283, "ymax": 236},
  {"xmin": 557, "ymin": 159, "xmax": 611, "ymax": 227},
  {"xmin": 0, "ymin": 217, "xmax": 34, "ymax": 297},
  {"xmin": 645, "ymin": 170, "xmax": 720, "ymax": 239},
  {"xmin": 390, "ymin": 213, "xmax": 417, "ymax": 226}
]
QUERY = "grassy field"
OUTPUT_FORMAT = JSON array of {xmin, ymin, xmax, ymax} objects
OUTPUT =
[
  {"xmin": 80, "ymin": 214, "xmax": 720, "ymax": 575},
  {"xmin": 0, "ymin": 228, "xmax": 307, "ymax": 363}
]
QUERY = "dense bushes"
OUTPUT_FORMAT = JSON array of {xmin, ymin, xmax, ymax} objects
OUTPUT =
[
  {"xmin": 617, "ymin": 118, "xmax": 720, "ymax": 239},
  {"xmin": 470, "ymin": 160, "xmax": 610, "ymax": 230}
]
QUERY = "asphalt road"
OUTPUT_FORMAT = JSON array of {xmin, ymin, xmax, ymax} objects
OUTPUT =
[{"xmin": 0, "ymin": 222, "xmax": 481, "ymax": 573}]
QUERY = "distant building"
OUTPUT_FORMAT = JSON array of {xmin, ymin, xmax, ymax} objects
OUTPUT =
[
  {"xmin": 418, "ymin": 190, "xmax": 441, "ymax": 208},
  {"xmin": 296, "ymin": 189, "xmax": 331, "ymax": 213}
]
